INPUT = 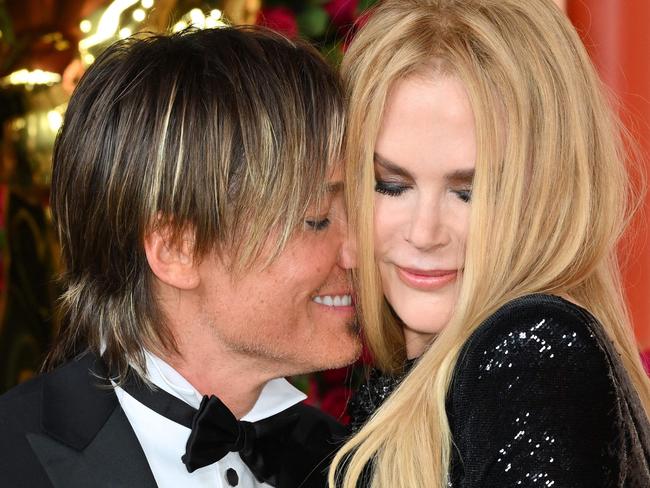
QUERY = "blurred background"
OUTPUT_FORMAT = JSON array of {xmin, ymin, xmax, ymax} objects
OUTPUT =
[{"xmin": 0, "ymin": 0, "xmax": 648, "ymax": 423}]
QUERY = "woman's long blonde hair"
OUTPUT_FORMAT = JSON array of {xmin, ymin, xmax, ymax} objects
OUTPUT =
[{"xmin": 331, "ymin": 0, "xmax": 650, "ymax": 486}]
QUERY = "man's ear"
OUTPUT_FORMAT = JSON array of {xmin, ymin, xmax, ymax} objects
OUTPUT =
[{"xmin": 144, "ymin": 226, "xmax": 200, "ymax": 290}]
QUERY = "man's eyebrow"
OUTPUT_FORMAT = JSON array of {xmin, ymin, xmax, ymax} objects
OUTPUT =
[
  {"xmin": 374, "ymin": 153, "xmax": 412, "ymax": 178},
  {"xmin": 327, "ymin": 181, "xmax": 344, "ymax": 194}
]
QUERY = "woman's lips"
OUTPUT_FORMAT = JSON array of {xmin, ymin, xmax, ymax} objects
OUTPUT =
[{"xmin": 395, "ymin": 266, "xmax": 458, "ymax": 291}]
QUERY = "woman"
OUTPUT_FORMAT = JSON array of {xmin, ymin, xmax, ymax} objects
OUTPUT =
[{"xmin": 332, "ymin": 0, "xmax": 650, "ymax": 486}]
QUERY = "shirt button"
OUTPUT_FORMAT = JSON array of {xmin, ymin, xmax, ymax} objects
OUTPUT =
[{"xmin": 225, "ymin": 468, "xmax": 239, "ymax": 486}]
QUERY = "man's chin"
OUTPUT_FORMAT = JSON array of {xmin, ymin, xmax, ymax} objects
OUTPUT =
[
  {"xmin": 312, "ymin": 338, "xmax": 363, "ymax": 372},
  {"xmin": 282, "ymin": 341, "xmax": 361, "ymax": 377}
]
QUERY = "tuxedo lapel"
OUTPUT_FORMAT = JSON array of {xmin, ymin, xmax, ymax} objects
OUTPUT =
[
  {"xmin": 30, "ymin": 352, "xmax": 157, "ymax": 488},
  {"xmin": 27, "ymin": 407, "xmax": 157, "ymax": 488}
]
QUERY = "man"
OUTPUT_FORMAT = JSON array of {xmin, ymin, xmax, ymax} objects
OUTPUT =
[{"xmin": 0, "ymin": 27, "xmax": 359, "ymax": 488}]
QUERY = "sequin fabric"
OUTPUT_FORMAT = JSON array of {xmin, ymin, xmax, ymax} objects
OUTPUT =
[
  {"xmin": 350, "ymin": 294, "xmax": 650, "ymax": 487},
  {"xmin": 347, "ymin": 360, "xmax": 415, "ymax": 433}
]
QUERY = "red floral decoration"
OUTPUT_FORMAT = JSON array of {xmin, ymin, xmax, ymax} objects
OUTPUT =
[
  {"xmin": 257, "ymin": 7, "xmax": 299, "ymax": 38},
  {"xmin": 325, "ymin": 0, "xmax": 359, "ymax": 28},
  {"xmin": 301, "ymin": 343, "xmax": 374, "ymax": 423}
]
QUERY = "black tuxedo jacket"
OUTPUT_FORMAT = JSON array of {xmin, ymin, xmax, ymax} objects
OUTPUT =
[{"xmin": 0, "ymin": 352, "xmax": 346, "ymax": 488}]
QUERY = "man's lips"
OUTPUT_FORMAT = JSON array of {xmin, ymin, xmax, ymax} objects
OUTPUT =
[{"xmin": 395, "ymin": 266, "xmax": 458, "ymax": 291}]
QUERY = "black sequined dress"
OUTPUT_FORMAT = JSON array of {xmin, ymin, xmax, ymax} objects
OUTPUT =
[
  {"xmin": 347, "ymin": 294, "xmax": 650, "ymax": 487},
  {"xmin": 347, "ymin": 359, "xmax": 415, "ymax": 433}
]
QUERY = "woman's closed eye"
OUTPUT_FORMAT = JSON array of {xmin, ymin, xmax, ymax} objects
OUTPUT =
[
  {"xmin": 375, "ymin": 179, "xmax": 411, "ymax": 197},
  {"xmin": 452, "ymin": 188, "xmax": 472, "ymax": 203}
]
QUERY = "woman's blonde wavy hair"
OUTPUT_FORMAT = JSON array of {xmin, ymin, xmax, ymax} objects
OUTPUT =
[{"xmin": 331, "ymin": 0, "xmax": 650, "ymax": 486}]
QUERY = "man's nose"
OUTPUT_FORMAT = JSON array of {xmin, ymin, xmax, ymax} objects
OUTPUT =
[{"xmin": 338, "ymin": 221, "xmax": 357, "ymax": 270}]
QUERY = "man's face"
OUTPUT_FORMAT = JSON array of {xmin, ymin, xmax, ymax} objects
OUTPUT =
[{"xmin": 194, "ymin": 170, "xmax": 360, "ymax": 376}]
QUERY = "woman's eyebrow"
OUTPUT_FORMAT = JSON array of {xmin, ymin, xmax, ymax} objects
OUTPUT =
[
  {"xmin": 374, "ymin": 152, "xmax": 412, "ymax": 178},
  {"xmin": 376, "ymin": 152, "xmax": 474, "ymax": 184},
  {"xmin": 446, "ymin": 169, "xmax": 475, "ymax": 185}
]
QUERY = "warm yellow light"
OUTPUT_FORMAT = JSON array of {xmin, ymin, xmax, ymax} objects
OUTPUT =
[
  {"xmin": 55, "ymin": 40, "xmax": 71, "ymax": 51},
  {"xmin": 189, "ymin": 8, "xmax": 205, "ymax": 26},
  {"xmin": 132, "ymin": 8, "xmax": 146, "ymax": 22},
  {"xmin": 47, "ymin": 110, "xmax": 64, "ymax": 132},
  {"xmin": 12, "ymin": 118, "xmax": 26, "ymax": 131},
  {"xmin": 173, "ymin": 20, "xmax": 188, "ymax": 32},
  {"xmin": 205, "ymin": 18, "xmax": 227, "ymax": 29},
  {"xmin": 80, "ymin": 20, "xmax": 92, "ymax": 33},
  {"xmin": 210, "ymin": 9, "xmax": 222, "ymax": 20},
  {"xmin": 119, "ymin": 27, "xmax": 132, "ymax": 38},
  {"xmin": 1, "ymin": 69, "xmax": 62, "ymax": 86},
  {"xmin": 83, "ymin": 53, "xmax": 96, "ymax": 65},
  {"xmin": 141, "ymin": 0, "xmax": 153, "ymax": 8},
  {"xmin": 79, "ymin": 0, "xmax": 139, "ymax": 50}
]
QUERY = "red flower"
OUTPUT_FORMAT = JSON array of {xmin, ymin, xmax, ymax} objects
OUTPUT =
[
  {"xmin": 320, "ymin": 385, "xmax": 353, "ymax": 424},
  {"xmin": 341, "ymin": 8, "xmax": 373, "ymax": 51},
  {"xmin": 359, "ymin": 343, "xmax": 374, "ymax": 365},
  {"xmin": 321, "ymin": 366, "xmax": 350, "ymax": 384},
  {"xmin": 257, "ymin": 7, "xmax": 299, "ymax": 39},
  {"xmin": 355, "ymin": 8, "xmax": 373, "ymax": 30},
  {"xmin": 303, "ymin": 376, "xmax": 321, "ymax": 406},
  {"xmin": 325, "ymin": 0, "xmax": 359, "ymax": 27}
]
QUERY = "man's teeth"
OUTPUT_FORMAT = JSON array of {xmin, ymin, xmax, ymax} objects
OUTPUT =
[{"xmin": 312, "ymin": 294, "xmax": 352, "ymax": 307}]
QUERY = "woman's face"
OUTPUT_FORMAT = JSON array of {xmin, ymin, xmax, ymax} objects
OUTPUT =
[{"xmin": 374, "ymin": 75, "xmax": 475, "ymax": 358}]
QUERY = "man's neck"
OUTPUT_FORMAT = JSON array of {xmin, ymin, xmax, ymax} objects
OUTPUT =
[
  {"xmin": 153, "ymin": 282, "xmax": 286, "ymax": 418},
  {"xmin": 159, "ymin": 348, "xmax": 272, "ymax": 419}
]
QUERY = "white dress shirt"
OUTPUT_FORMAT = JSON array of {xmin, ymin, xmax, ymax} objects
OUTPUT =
[{"xmin": 114, "ymin": 351, "xmax": 306, "ymax": 488}]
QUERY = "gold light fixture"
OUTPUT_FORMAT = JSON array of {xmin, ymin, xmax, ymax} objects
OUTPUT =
[
  {"xmin": 79, "ymin": 0, "xmax": 139, "ymax": 51},
  {"xmin": 1, "ymin": 69, "xmax": 62, "ymax": 87},
  {"xmin": 80, "ymin": 20, "xmax": 92, "ymax": 33}
]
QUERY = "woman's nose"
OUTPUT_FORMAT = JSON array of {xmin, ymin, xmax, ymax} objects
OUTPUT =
[{"xmin": 406, "ymin": 198, "xmax": 449, "ymax": 251}]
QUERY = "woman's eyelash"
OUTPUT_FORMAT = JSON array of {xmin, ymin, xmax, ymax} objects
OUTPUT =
[
  {"xmin": 375, "ymin": 180, "xmax": 409, "ymax": 197},
  {"xmin": 305, "ymin": 218, "xmax": 331, "ymax": 231},
  {"xmin": 375, "ymin": 180, "xmax": 472, "ymax": 203},
  {"xmin": 454, "ymin": 189, "xmax": 472, "ymax": 203}
]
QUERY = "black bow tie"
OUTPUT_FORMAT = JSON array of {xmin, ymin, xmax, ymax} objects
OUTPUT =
[
  {"xmin": 182, "ymin": 394, "xmax": 299, "ymax": 477},
  {"xmin": 120, "ymin": 375, "xmax": 299, "ymax": 485}
]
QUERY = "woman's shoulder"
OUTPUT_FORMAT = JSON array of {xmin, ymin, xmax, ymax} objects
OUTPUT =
[
  {"xmin": 449, "ymin": 293, "xmax": 616, "ymax": 418},
  {"xmin": 447, "ymin": 294, "xmax": 626, "ymax": 486},
  {"xmin": 455, "ymin": 293, "xmax": 609, "ymax": 379}
]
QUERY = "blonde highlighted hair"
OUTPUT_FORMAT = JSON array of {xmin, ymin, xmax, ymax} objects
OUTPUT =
[
  {"xmin": 45, "ymin": 27, "xmax": 345, "ymax": 382},
  {"xmin": 332, "ymin": 0, "xmax": 650, "ymax": 486}
]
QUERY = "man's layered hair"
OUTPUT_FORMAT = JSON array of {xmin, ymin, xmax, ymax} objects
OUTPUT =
[{"xmin": 45, "ymin": 27, "xmax": 345, "ymax": 380}]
